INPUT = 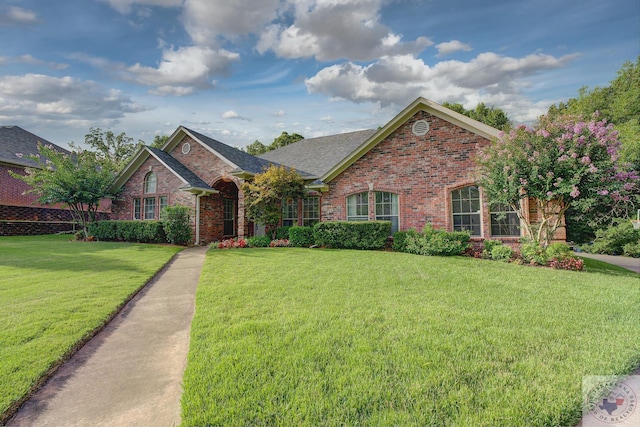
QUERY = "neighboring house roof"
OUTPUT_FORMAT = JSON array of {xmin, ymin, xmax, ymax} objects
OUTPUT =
[
  {"xmin": 258, "ymin": 129, "xmax": 377, "ymax": 178},
  {"xmin": 146, "ymin": 147, "xmax": 215, "ymax": 193},
  {"xmin": 0, "ymin": 125, "xmax": 69, "ymax": 168}
]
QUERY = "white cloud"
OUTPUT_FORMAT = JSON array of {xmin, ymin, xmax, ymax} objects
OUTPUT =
[
  {"xmin": 222, "ymin": 110, "xmax": 250, "ymax": 121},
  {"xmin": 1, "ymin": 54, "xmax": 69, "ymax": 70},
  {"xmin": 257, "ymin": 0, "xmax": 432, "ymax": 61},
  {"xmin": 101, "ymin": 0, "xmax": 183, "ymax": 14},
  {"xmin": 272, "ymin": 110, "xmax": 285, "ymax": 117},
  {"xmin": 182, "ymin": 0, "xmax": 280, "ymax": 45},
  {"xmin": 0, "ymin": 74, "xmax": 149, "ymax": 123},
  {"xmin": 436, "ymin": 40, "xmax": 472, "ymax": 57},
  {"xmin": 0, "ymin": 6, "xmax": 38, "ymax": 26},
  {"xmin": 305, "ymin": 52, "xmax": 580, "ymax": 121}
]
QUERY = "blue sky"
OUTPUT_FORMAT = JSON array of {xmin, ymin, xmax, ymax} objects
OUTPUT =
[{"xmin": 0, "ymin": 0, "xmax": 638, "ymax": 150}]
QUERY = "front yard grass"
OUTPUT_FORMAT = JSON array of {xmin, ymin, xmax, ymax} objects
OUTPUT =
[
  {"xmin": 182, "ymin": 248, "xmax": 640, "ymax": 427},
  {"xmin": 0, "ymin": 234, "xmax": 181, "ymax": 420}
]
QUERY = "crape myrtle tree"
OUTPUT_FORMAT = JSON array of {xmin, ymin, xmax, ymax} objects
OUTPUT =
[
  {"xmin": 241, "ymin": 165, "xmax": 306, "ymax": 239},
  {"xmin": 10, "ymin": 143, "xmax": 115, "ymax": 238},
  {"xmin": 476, "ymin": 113, "xmax": 638, "ymax": 247}
]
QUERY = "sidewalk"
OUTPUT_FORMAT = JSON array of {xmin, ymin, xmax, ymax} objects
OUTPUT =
[
  {"xmin": 577, "ymin": 252, "xmax": 640, "ymax": 274},
  {"xmin": 7, "ymin": 245, "xmax": 208, "ymax": 427}
]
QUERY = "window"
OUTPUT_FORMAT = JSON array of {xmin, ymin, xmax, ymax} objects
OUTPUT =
[
  {"xmin": 303, "ymin": 197, "xmax": 320, "ymax": 227},
  {"xmin": 282, "ymin": 198, "xmax": 298, "ymax": 226},
  {"xmin": 375, "ymin": 192, "xmax": 399, "ymax": 233},
  {"xmin": 452, "ymin": 186, "xmax": 481, "ymax": 236},
  {"xmin": 159, "ymin": 196, "xmax": 168, "ymax": 215},
  {"xmin": 144, "ymin": 197, "xmax": 156, "ymax": 220},
  {"xmin": 490, "ymin": 203, "xmax": 520, "ymax": 236},
  {"xmin": 224, "ymin": 198, "xmax": 235, "ymax": 236},
  {"xmin": 144, "ymin": 172, "xmax": 157, "ymax": 194},
  {"xmin": 346, "ymin": 192, "xmax": 369, "ymax": 221},
  {"xmin": 133, "ymin": 198, "xmax": 141, "ymax": 220}
]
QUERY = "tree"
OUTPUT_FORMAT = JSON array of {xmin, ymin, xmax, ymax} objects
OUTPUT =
[
  {"xmin": 84, "ymin": 127, "xmax": 143, "ymax": 174},
  {"xmin": 10, "ymin": 143, "xmax": 115, "ymax": 238},
  {"xmin": 151, "ymin": 134, "xmax": 170, "ymax": 149},
  {"xmin": 547, "ymin": 57, "xmax": 640, "ymax": 170},
  {"xmin": 476, "ymin": 114, "xmax": 638, "ymax": 246},
  {"xmin": 241, "ymin": 165, "xmax": 306, "ymax": 238},
  {"xmin": 245, "ymin": 140, "xmax": 269, "ymax": 155},
  {"xmin": 442, "ymin": 102, "xmax": 512, "ymax": 131}
]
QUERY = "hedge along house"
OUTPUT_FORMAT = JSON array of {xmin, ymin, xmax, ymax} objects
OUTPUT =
[
  {"xmin": 0, "ymin": 126, "xmax": 111, "ymax": 236},
  {"xmin": 110, "ymin": 98, "xmax": 565, "ymax": 245}
]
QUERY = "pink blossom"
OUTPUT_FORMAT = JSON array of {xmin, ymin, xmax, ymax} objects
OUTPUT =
[
  {"xmin": 570, "ymin": 187, "xmax": 580, "ymax": 198},
  {"xmin": 558, "ymin": 155, "xmax": 569, "ymax": 162},
  {"xmin": 546, "ymin": 191, "xmax": 554, "ymax": 197},
  {"xmin": 588, "ymin": 164, "xmax": 598, "ymax": 173},
  {"xmin": 519, "ymin": 178, "xmax": 528, "ymax": 185},
  {"xmin": 580, "ymin": 156, "xmax": 591, "ymax": 164},
  {"xmin": 571, "ymin": 152, "xmax": 578, "ymax": 159},
  {"xmin": 597, "ymin": 189, "xmax": 609, "ymax": 196}
]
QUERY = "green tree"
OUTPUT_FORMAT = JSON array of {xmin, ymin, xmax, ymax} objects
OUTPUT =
[
  {"xmin": 10, "ymin": 143, "xmax": 115, "ymax": 238},
  {"xmin": 270, "ymin": 131, "xmax": 304, "ymax": 149},
  {"xmin": 84, "ymin": 127, "xmax": 143, "ymax": 173},
  {"xmin": 241, "ymin": 165, "xmax": 306, "ymax": 238},
  {"xmin": 443, "ymin": 102, "xmax": 512, "ymax": 131},
  {"xmin": 476, "ymin": 114, "xmax": 638, "ymax": 246},
  {"xmin": 547, "ymin": 57, "xmax": 640, "ymax": 170},
  {"xmin": 151, "ymin": 134, "xmax": 170, "ymax": 149},
  {"xmin": 245, "ymin": 140, "xmax": 269, "ymax": 155}
]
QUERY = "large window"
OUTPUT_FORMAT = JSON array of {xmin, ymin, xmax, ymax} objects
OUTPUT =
[
  {"xmin": 490, "ymin": 203, "xmax": 520, "ymax": 236},
  {"xmin": 303, "ymin": 197, "xmax": 319, "ymax": 227},
  {"xmin": 282, "ymin": 198, "xmax": 298, "ymax": 227},
  {"xmin": 144, "ymin": 197, "xmax": 156, "ymax": 220},
  {"xmin": 452, "ymin": 186, "xmax": 481, "ymax": 236},
  {"xmin": 375, "ymin": 192, "xmax": 399, "ymax": 233},
  {"xmin": 144, "ymin": 172, "xmax": 157, "ymax": 194},
  {"xmin": 159, "ymin": 196, "xmax": 168, "ymax": 215},
  {"xmin": 346, "ymin": 192, "xmax": 369, "ymax": 221}
]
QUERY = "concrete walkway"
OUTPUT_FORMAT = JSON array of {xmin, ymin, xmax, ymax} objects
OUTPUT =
[
  {"xmin": 576, "ymin": 252, "xmax": 640, "ymax": 274},
  {"xmin": 7, "ymin": 245, "xmax": 208, "ymax": 427}
]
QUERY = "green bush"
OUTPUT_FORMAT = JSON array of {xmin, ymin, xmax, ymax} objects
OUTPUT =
[
  {"xmin": 275, "ymin": 226, "xmax": 291, "ymax": 240},
  {"xmin": 482, "ymin": 239, "xmax": 503, "ymax": 259},
  {"xmin": 545, "ymin": 242, "xmax": 572, "ymax": 259},
  {"xmin": 623, "ymin": 242, "xmax": 640, "ymax": 258},
  {"xmin": 404, "ymin": 228, "xmax": 470, "ymax": 257},
  {"xmin": 520, "ymin": 239, "xmax": 548, "ymax": 265},
  {"xmin": 491, "ymin": 245, "xmax": 513, "ymax": 262},
  {"xmin": 247, "ymin": 235, "xmax": 271, "ymax": 247},
  {"xmin": 313, "ymin": 221, "xmax": 391, "ymax": 250},
  {"xmin": 89, "ymin": 220, "xmax": 166, "ymax": 243},
  {"xmin": 583, "ymin": 219, "xmax": 640, "ymax": 255},
  {"xmin": 288, "ymin": 226, "xmax": 314, "ymax": 247},
  {"xmin": 161, "ymin": 205, "xmax": 192, "ymax": 245}
]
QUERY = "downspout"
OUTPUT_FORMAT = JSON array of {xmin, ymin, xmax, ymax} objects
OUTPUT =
[{"xmin": 195, "ymin": 191, "xmax": 206, "ymax": 245}]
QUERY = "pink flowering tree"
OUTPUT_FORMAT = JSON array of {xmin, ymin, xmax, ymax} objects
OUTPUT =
[{"xmin": 476, "ymin": 113, "xmax": 638, "ymax": 246}]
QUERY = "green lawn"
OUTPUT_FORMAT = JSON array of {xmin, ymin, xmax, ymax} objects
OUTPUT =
[
  {"xmin": 0, "ymin": 235, "xmax": 181, "ymax": 420},
  {"xmin": 182, "ymin": 248, "xmax": 640, "ymax": 427}
]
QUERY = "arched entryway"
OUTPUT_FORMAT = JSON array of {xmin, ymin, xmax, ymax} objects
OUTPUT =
[{"xmin": 198, "ymin": 178, "xmax": 239, "ymax": 243}]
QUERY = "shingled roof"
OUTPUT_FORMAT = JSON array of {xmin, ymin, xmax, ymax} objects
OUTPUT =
[
  {"xmin": 257, "ymin": 129, "xmax": 377, "ymax": 178},
  {"xmin": 0, "ymin": 125, "xmax": 69, "ymax": 168},
  {"xmin": 147, "ymin": 147, "xmax": 214, "ymax": 192}
]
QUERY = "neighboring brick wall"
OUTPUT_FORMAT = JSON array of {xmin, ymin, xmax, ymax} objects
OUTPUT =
[
  {"xmin": 322, "ymin": 111, "xmax": 492, "ymax": 234},
  {"xmin": 0, "ymin": 205, "xmax": 76, "ymax": 235}
]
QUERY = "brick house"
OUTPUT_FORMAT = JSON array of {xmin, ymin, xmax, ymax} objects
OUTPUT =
[
  {"xmin": 110, "ymin": 97, "xmax": 565, "ymax": 245},
  {"xmin": 0, "ymin": 126, "xmax": 79, "ymax": 235}
]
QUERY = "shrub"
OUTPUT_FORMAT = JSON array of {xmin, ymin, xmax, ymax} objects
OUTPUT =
[
  {"xmin": 216, "ymin": 238, "xmax": 247, "ymax": 249},
  {"xmin": 161, "ymin": 205, "xmax": 193, "ymax": 245},
  {"xmin": 482, "ymin": 239, "xmax": 503, "ymax": 259},
  {"xmin": 136, "ymin": 221, "xmax": 166, "ymax": 243},
  {"xmin": 89, "ymin": 220, "xmax": 165, "ymax": 243},
  {"xmin": 546, "ymin": 242, "xmax": 572, "ymax": 259},
  {"xmin": 583, "ymin": 219, "xmax": 640, "ymax": 255},
  {"xmin": 275, "ymin": 226, "xmax": 291, "ymax": 240},
  {"xmin": 491, "ymin": 245, "xmax": 513, "ymax": 262},
  {"xmin": 89, "ymin": 220, "xmax": 118, "ymax": 241},
  {"xmin": 623, "ymin": 242, "xmax": 640, "ymax": 258},
  {"xmin": 548, "ymin": 256, "xmax": 584, "ymax": 271},
  {"xmin": 288, "ymin": 226, "xmax": 314, "ymax": 247},
  {"xmin": 520, "ymin": 239, "xmax": 549, "ymax": 265},
  {"xmin": 392, "ymin": 229, "xmax": 419, "ymax": 252},
  {"xmin": 312, "ymin": 221, "xmax": 391, "ymax": 250},
  {"xmin": 247, "ymin": 235, "xmax": 271, "ymax": 248},
  {"xmin": 269, "ymin": 238, "xmax": 290, "ymax": 247},
  {"xmin": 404, "ymin": 229, "xmax": 470, "ymax": 256}
]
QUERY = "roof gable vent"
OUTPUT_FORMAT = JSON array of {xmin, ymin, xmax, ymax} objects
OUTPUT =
[{"xmin": 412, "ymin": 119, "xmax": 430, "ymax": 136}]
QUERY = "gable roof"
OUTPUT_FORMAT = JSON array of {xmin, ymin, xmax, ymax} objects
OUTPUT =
[
  {"xmin": 321, "ymin": 97, "xmax": 501, "ymax": 183},
  {"xmin": 0, "ymin": 125, "xmax": 70, "ymax": 168},
  {"xmin": 146, "ymin": 147, "xmax": 214, "ymax": 192},
  {"xmin": 258, "ymin": 129, "xmax": 377, "ymax": 178}
]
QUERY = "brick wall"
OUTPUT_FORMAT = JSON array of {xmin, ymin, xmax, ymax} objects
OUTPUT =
[{"xmin": 322, "ymin": 111, "xmax": 492, "ymax": 233}]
